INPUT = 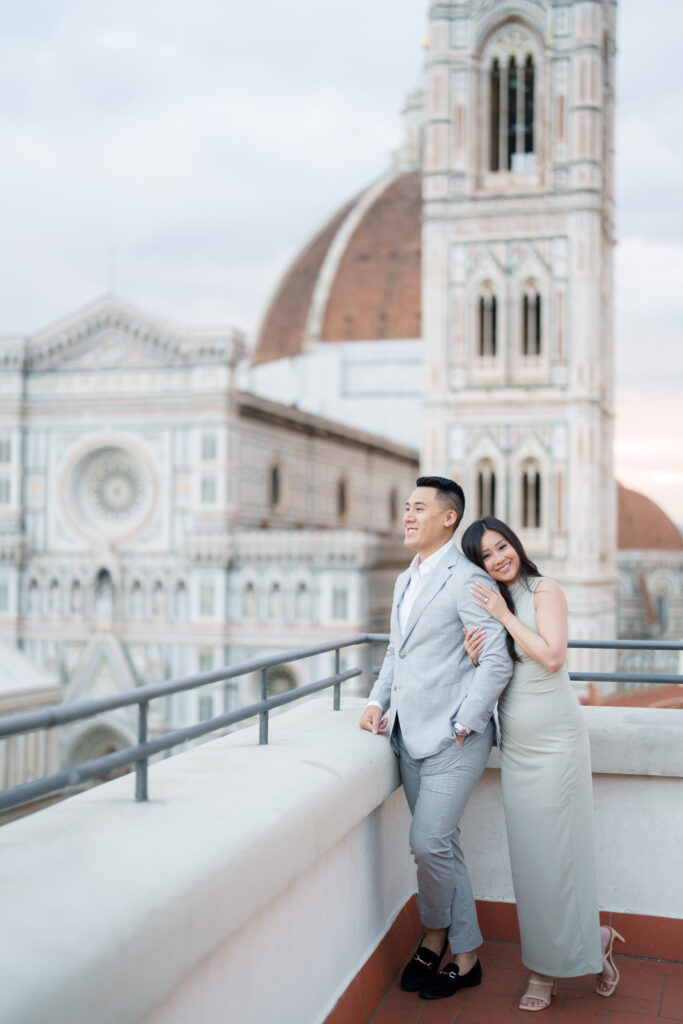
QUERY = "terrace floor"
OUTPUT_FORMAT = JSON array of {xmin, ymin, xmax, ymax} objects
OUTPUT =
[{"xmin": 365, "ymin": 941, "xmax": 683, "ymax": 1024}]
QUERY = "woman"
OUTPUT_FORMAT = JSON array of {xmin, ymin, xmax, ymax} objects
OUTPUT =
[{"xmin": 460, "ymin": 516, "xmax": 624, "ymax": 1012}]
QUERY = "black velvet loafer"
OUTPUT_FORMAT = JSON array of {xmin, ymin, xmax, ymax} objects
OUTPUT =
[
  {"xmin": 400, "ymin": 940, "xmax": 448, "ymax": 992},
  {"xmin": 419, "ymin": 957, "xmax": 482, "ymax": 1000}
]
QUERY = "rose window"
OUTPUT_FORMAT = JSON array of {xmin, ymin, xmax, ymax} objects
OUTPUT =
[{"xmin": 67, "ymin": 445, "xmax": 154, "ymax": 538}]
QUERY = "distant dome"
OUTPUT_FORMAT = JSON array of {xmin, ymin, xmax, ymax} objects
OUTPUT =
[
  {"xmin": 617, "ymin": 483, "xmax": 683, "ymax": 550},
  {"xmin": 253, "ymin": 171, "xmax": 421, "ymax": 366}
]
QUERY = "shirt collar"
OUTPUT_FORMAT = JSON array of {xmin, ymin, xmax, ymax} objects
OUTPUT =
[{"xmin": 409, "ymin": 538, "xmax": 455, "ymax": 581}]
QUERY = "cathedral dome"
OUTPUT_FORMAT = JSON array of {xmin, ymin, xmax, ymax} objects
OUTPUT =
[
  {"xmin": 252, "ymin": 170, "xmax": 421, "ymax": 366},
  {"xmin": 618, "ymin": 483, "xmax": 683, "ymax": 551}
]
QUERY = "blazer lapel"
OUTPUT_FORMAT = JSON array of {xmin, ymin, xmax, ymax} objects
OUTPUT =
[
  {"xmin": 399, "ymin": 547, "xmax": 461, "ymax": 650},
  {"xmin": 391, "ymin": 569, "xmax": 411, "ymax": 638}
]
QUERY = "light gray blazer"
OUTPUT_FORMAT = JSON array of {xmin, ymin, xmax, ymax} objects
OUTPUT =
[{"xmin": 368, "ymin": 543, "xmax": 513, "ymax": 760}]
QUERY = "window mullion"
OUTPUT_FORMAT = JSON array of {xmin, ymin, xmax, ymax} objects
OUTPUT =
[{"xmin": 500, "ymin": 62, "xmax": 508, "ymax": 172}]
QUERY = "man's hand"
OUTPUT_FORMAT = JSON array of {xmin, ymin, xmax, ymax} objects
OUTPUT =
[{"xmin": 359, "ymin": 705, "xmax": 387, "ymax": 734}]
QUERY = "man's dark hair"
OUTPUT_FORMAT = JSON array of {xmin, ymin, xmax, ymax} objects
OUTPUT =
[{"xmin": 416, "ymin": 475, "xmax": 466, "ymax": 530}]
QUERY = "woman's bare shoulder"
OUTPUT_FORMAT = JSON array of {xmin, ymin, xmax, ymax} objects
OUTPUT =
[
  {"xmin": 533, "ymin": 577, "xmax": 567, "ymax": 605},
  {"xmin": 534, "ymin": 576, "xmax": 561, "ymax": 594}
]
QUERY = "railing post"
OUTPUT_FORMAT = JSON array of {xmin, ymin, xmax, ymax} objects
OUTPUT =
[
  {"xmin": 333, "ymin": 648, "xmax": 341, "ymax": 711},
  {"xmin": 135, "ymin": 701, "xmax": 149, "ymax": 802},
  {"xmin": 259, "ymin": 668, "xmax": 268, "ymax": 744}
]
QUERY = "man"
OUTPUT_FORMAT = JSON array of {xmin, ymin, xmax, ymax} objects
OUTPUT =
[{"xmin": 359, "ymin": 476, "xmax": 512, "ymax": 1000}]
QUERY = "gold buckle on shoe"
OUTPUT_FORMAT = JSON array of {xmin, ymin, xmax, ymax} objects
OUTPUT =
[{"xmin": 413, "ymin": 954, "xmax": 433, "ymax": 967}]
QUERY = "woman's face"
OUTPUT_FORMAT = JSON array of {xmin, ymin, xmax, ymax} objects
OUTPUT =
[{"xmin": 479, "ymin": 529, "xmax": 521, "ymax": 585}]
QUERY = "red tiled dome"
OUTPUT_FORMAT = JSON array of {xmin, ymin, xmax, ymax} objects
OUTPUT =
[
  {"xmin": 617, "ymin": 483, "xmax": 683, "ymax": 551},
  {"xmin": 252, "ymin": 171, "xmax": 421, "ymax": 366}
]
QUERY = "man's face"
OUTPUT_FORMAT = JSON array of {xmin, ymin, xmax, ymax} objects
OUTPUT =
[{"xmin": 403, "ymin": 487, "xmax": 457, "ymax": 559}]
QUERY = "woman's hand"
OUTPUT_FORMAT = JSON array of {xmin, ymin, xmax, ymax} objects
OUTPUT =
[
  {"xmin": 462, "ymin": 625, "xmax": 485, "ymax": 666},
  {"xmin": 471, "ymin": 581, "xmax": 508, "ymax": 623}
]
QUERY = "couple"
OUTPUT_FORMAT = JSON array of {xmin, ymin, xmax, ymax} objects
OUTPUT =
[{"xmin": 359, "ymin": 476, "xmax": 624, "ymax": 1011}]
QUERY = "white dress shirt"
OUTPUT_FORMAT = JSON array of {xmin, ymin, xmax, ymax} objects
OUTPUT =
[{"xmin": 397, "ymin": 539, "xmax": 456, "ymax": 636}]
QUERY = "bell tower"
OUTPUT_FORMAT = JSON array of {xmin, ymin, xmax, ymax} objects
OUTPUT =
[{"xmin": 421, "ymin": 0, "xmax": 618, "ymax": 653}]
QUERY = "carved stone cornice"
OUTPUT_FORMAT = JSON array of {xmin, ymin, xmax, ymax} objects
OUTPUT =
[
  {"xmin": 0, "ymin": 338, "xmax": 27, "ymax": 372},
  {"xmin": 184, "ymin": 535, "xmax": 235, "ymax": 568},
  {"xmin": 25, "ymin": 296, "xmax": 246, "ymax": 372}
]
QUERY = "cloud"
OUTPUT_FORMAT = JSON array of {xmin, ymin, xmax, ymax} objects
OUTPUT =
[{"xmin": 0, "ymin": 0, "xmax": 680, "ymax": 523}]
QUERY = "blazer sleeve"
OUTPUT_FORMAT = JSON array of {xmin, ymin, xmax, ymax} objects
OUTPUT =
[
  {"xmin": 453, "ymin": 573, "xmax": 513, "ymax": 733},
  {"xmin": 367, "ymin": 639, "xmax": 395, "ymax": 712}
]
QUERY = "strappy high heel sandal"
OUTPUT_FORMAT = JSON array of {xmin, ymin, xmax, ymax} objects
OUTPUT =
[
  {"xmin": 519, "ymin": 974, "xmax": 557, "ymax": 1011},
  {"xmin": 596, "ymin": 926, "xmax": 625, "ymax": 997}
]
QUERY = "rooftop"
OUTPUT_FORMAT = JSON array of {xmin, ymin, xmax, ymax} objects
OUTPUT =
[
  {"xmin": 0, "ymin": 695, "xmax": 681, "ymax": 1024},
  {"xmin": 253, "ymin": 170, "xmax": 422, "ymax": 366},
  {"xmin": 618, "ymin": 482, "xmax": 683, "ymax": 551},
  {"xmin": 356, "ymin": 934, "xmax": 683, "ymax": 1024}
]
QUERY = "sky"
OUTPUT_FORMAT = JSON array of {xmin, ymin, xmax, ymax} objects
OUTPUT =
[{"xmin": 1, "ymin": 0, "xmax": 682, "ymax": 523}]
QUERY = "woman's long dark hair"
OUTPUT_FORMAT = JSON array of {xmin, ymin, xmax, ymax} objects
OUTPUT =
[{"xmin": 460, "ymin": 516, "xmax": 541, "ymax": 663}]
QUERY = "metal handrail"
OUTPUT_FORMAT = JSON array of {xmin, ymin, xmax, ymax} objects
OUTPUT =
[
  {"xmin": 1, "ymin": 633, "xmax": 681, "ymax": 815},
  {"xmin": 0, "ymin": 633, "xmax": 385, "ymax": 814}
]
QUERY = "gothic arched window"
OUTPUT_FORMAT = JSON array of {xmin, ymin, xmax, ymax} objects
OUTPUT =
[
  {"xmin": 522, "ymin": 286, "xmax": 542, "ymax": 355},
  {"xmin": 337, "ymin": 478, "xmax": 348, "ymax": 522},
  {"xmin": 269, "ymin": 464, "xmax": 281, "ymax": 510},
  {"xmin": 478, "ymin": 288, "xmax": 497, "ymax": 356},
  {"xmin": 476, "ymin": 461, "xmax": 497, "ymax": 518},
  {"xmin": 94, "ymin": 569, "xmax": 115, "ymax": 623},
  {"xmin": 268, "ymin": 582, "xmax": 282, "ymax": 619},
  {"xmin": 130, "ymin": 580, "xmax": 143, "ymax": 619},
  {"xmin": 389, "ymin": 487, "xmax": 399, "ymax": 527},
  {"xmin": 489, "ymin": 48, "xmax": 536, "ymax": 172},
  {"xmin": 174, "ymin": 581, "xmax": 188, "ymax": 620},
  {"xmin": 294, "ymin": 582, "xmax": 310, "ymax": 620},
  {"xmin": 521, "ymin": 462, "xmax": 542, "ymax": 528},
  {"xmin": 70, "ymin": 580, "xmax": 83, "ymax": 615},
  {"xmin": 48, "ymin": 579, "xmax": 60, "ymax": 616},
  {"xmin": 242, "ymin": 582, "xmax": 256, "ymax": 620}
]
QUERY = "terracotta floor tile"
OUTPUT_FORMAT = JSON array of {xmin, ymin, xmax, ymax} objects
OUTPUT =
[
  {"xmin": 379, "ymin": 985, "xmax": 422, "ymax": 1013},
  {"xmin": 454, "ymin": 990, "xmax": 518, "ymax": 1018},
  {"xmin": 478, "ymin": 965, "xmax": 526, "ymax": 997},
  {"xmin": 358, "ymin": 955, "xmax": 389, "ymax": 1021},
  {"xmin": 362, "ymin": 935, "xmax": 683, "ymax": 1024},
  {"xmin": 370, "ymin": 1006, "xmax": 421, "ymax": 1024},
  {"xmin": 456, "ymin": 1012, "xmax": 520, "ymax": 1024},
  {"xmin": 327, "ymin": 980, "xmax": 366, "ymax": 1024},
  {"xmin": 608, "ymin": 1014, "xmax": 682, "ymax": 1024},
  {"xmin": 606, "ymin": 956, "xmax": 683, "ymax": 979},
  {"xmin": 609, "ymin": 960, "xmax": 666, "ymax": 1001},
  {"xmin": 662, "ymin": 974, "xmax": 683, "ymax": 1020},
  {"xmin": 417, "ymin": 999, "xmax": 464, "ymax": 1024},
  {"xmin": 553, "ymin": 990, "xmax": 610, "ymax": 1023},
  {"xmin": 591, "ymin": 991, "xmax": 659, "ymax": 1016}
]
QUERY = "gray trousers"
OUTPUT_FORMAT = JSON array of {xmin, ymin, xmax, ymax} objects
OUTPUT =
[{"xmin": 395, "ymin": 718, "xmax": 494, "ymax": 955}]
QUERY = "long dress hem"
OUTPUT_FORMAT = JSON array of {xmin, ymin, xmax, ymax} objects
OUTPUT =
[{"xmin": 499, "ymin": 575, "xmax": 603, "ymax": 977}]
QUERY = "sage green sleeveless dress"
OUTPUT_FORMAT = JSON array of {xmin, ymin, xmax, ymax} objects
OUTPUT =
[{"xmin": 498, "ymin": 576, "xmax": 602, "ymax": 976}]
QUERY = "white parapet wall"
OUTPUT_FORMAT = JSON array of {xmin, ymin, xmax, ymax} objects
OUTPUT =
[
  {"xmin": 0, "ymin": 700, "xmax": 681, "ymax": 1024},
  {"xmin": 0, "ymin": 697, "xmax": 416, "ymax": 1024},
  {"xmin": 461, "ymin": 706, "xmax": 683, "ymax": 920}
]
